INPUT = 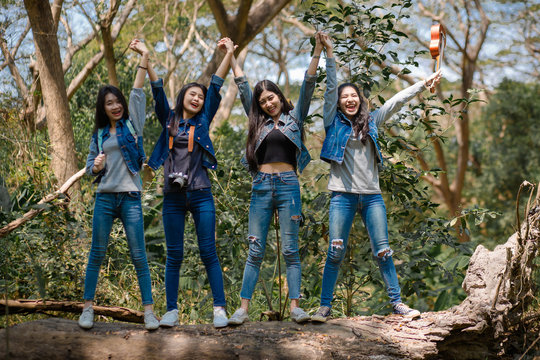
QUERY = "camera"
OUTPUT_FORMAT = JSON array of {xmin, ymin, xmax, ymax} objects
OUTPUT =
[{"xmin": 168, "ymin": 172, "xmax": 188, "ymax": 188}]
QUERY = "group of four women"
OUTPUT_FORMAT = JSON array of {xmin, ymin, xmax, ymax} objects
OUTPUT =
[{"xmin": 79, "ymin": 33, "xmax": 442, "ymax": 330}]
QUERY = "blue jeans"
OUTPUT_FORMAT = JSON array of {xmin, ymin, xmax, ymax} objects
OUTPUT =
[
  {"xmin": 240, "ymin": 171, "xmax": 303, "ymax": 300},
  {"xmin": 84, "ymin": 192, "xmax": 153, "ymax": 305},
  {"xmin": 162, "ymin": 188, "xmax": 226, "ymax": 311},
  {"xmin": 320, "ymin": 192, "xmax": 402, "ymax": 307}
]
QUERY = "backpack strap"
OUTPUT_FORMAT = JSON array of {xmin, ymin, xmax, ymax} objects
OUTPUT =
[
  {"xmin": 188, "ymin": 125, "xmax": 195, "ymax": 153},
  {"xmin": 97, "ymin": 128, "xmax": 104, "ymax": 153},
  {"xmin": 169, "ymin": 125, "xmax": 195, "ymax": 152}
]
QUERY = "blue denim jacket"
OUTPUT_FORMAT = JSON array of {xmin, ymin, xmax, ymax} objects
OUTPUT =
[
  {"xmin": 320, "ymin": 57, "xmax": 426, "ymax": 165},
  {"xmin": 234, "ymin": 71, "xmax": 316, "ymax": 174},
  {"xmin": 86, "ymin": 117, "xmax": 146, "ymax": 181},
  {"xmin": 147, "ymin": 76, "xmax": 224, "ymax": 171}
]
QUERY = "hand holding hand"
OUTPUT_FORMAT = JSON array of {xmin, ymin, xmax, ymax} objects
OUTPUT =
[
  {"xmin": 129, "ymin": 39, "xmax": 149, "ymax": 56},
  {"xmin": 217, "ymin": 37, "xmax": 237, "ymax": 54},
  {"xmin": 93, "ymin": 153, "xmax": 107, "ymax": 173},
  {"xmin": 314, "ymin": 31, "xmax": 324, "ymax": 55},
  {"xmin": 319, "ymin": 32, "xmax": 332, "ymax": 50},
  {"xmin": 424, "ymin": 69, "xmax": 442, "ymax": 90}
]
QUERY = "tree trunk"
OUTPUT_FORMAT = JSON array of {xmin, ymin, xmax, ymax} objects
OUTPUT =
[
  {"xmin": 2, "ymin": 186, "xmax": 539, "ymax": 359},
  {"xmin": 23, "ymin": 0, "xmax": 79, "ymax": 186}
]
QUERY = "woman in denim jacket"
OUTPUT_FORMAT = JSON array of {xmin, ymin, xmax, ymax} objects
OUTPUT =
[
  {"xmin": 311, "ymin": 35, "xmax": 442, "ymax": 323},
  {"xmin": 79, "ymin": 40, "xmax": 159, "ymax": 330},
  {"xmin": 227, "ymin": 33, "xmax": 325, "ymax": 325},
  {"xmin": 145, "ymin": 38, "xmax": 235, "ymax": 328}
]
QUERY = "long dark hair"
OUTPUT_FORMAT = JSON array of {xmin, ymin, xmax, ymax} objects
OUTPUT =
[
  {"xmin": 245, "ymin": 80, "xmax": 295, "ymax": 173},
  {"xmin": 174, "ymin": 83, "xmax": 207, "ymax": 121},
  {"xmin": 94, "ymin": 85, "xmax": 128, "ymax": 132},
  {"xmin": 168, "ymin": 83, "xmax": 208, "ymax": 136},
  {"xmin": 337, "ymin": 83, "xmax": 369, "ymax": 143}
]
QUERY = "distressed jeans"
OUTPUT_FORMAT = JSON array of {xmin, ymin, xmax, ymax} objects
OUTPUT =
[
  {"xmin": 84, "ymin": 192, "xmax": 153, "ymax": 305},
  {"xmin": 240, "ymin": 171, "xmax": 303, "ymax": 300},
  {"xmin": 162, "ymin": 188, "xmax": 226, "ymax": 311},
  {"xmin": 320, "ymin": 192, "xmax": 402, "ymax": 307}
]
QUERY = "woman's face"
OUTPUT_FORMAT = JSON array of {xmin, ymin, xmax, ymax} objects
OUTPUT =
[
  {"xmin": 258, "ymin": 90, "xmax": 282, "ymax": 118},
  {"xmin": 104, "ymin": 93, "xmax": 124, "ymax": 122},
  {"xmin": 183, "ymin": 86, "xmax": 205, "ymax": 117},
  {"xmin": 339, "ymin": 86, "xmax": 360, "ymax": 118}
]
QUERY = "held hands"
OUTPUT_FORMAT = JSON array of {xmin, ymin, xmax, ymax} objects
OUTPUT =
[
  {"xmin": 92, "ymin": 153, "xmax": 107, "ymax": 173},
  {"xmin": 129, "ymin": 39, "xmax": 149, "ymax": 56},
  {"xmin": 313, "ymin": 31, "xmax": 324, "ymax": 56},
  {"xmin": 217, "ymin": 37, "xmax": 237, "ymax": 54},
  {"xmin": 424, "ymin": 69, "xmax": 443, "ymax": 91}
]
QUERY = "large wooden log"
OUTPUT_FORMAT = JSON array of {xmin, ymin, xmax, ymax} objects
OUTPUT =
[{"xmin": 0, "ymin": 187, "xmax": 539, "ymax": 359}]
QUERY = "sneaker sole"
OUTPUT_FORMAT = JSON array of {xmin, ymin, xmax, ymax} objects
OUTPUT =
[
  {"xmin": 227, "ymin": 318, "xmax": 248, "ymax": 325},
  {"xmin": 159, "ymin": 322, "xmax": 178, "ymax": 328},
  {"xmin": 292, "ymin": 316, "xmax": 311, "ymax": 324},
  {"xmin": 311, "ymin": 316, "xmax": 328, "ymax": 323}
]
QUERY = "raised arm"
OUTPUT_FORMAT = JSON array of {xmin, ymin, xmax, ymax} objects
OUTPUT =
[
  {"xmin": 130, "ymin": 39, "xmax": 148, "ymax": 89},
  {"xmin": 215, "ymin": 37, "xmax": 236, "ymax": 79},
  {"xmin": 320, "ymin": 33, "xmax": 337, "ymax": 130},
  {"xmin": 372, "ymin": 69, "xmax": 443, "ymax": 128},
  {"xmin": 294, "ymin": 32, "xmax": 324, "ymax": 124},
  {"xmin": 128, "ymin": 39, "xmax": 149, "ymax": 135}
]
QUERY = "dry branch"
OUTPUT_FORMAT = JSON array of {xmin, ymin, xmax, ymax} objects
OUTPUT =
[
  {"xmin": 0, "ymin": 299, "xmax": 143, "ymax": 323},
  {"xmin": 0, "ymin": 168, "xmax": 85, "ymax": 238}
]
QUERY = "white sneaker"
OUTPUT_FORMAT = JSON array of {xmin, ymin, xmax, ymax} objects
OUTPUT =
[
  {"xmin": 78, "ymin": 306, "xmax": 94, "ymax": 329},
  {"xmin": 290, "ymin": 307, "xmax": 310, "ymax": 323},
  {"xmin": 213, "ymin": 307, "xmax": 228, "ymax": 328},
  {"xmin": 228, "ymin": 308, "xmax": 249, "ymax": 325},
  {"xmin": 159, "ymin": 309, "xmax": 179, "ymax": 327},
  {"xmin": 144, "ymin": 310, "xmax": 159, "ymax": 330},
  {"xmin": 392, "ymin": 303, "xmax": 421, "ymax": 319}
]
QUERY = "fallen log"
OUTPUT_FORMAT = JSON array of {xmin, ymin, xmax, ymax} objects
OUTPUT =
[{"xmin": 0, "ymin": 184, "xmax": 539, "ymax": 359}]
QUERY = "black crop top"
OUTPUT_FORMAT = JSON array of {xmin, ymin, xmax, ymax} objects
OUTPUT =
[{"xmin": 256, "ymin": 128, "xmax": 297, "ymax": 168}]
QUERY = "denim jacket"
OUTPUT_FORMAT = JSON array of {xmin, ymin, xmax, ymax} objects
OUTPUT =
[
  {"xmin": 320, "ymin": 57, "xmax": 426, "ymax": 166},
  {"xmin": 234, "ymin": 71, "xmax": 316, "ymax": 175},
  {"xmin": 147, "ymin": 75, "xmax": 224, "ymax": 171},
  {"xmin": 86, "ymin": 108, "xmax": 146, "ymax": 182}
]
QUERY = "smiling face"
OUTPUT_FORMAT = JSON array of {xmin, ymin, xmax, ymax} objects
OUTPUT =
[
  {"xmin": 338, "ymin": 86, "xmax": 361, "ymax": 119},
  {"xmin": 182, "ymin": 86, "xmax": 205, "ymax": 118},
  {"xmin": 104, "ymin": 93, "xmax": 124, "ymax": 122},
  {"xmin": 258, "ymin": 89, "xmax": 282, "ymax": 119}
]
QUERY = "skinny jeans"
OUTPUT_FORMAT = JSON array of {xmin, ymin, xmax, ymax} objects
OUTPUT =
[
  {"xmin": 320, "ymin": 192, "xmax": 401, "ymax": 307},
  {"xmin": 162, "ymin": 188, "xmax": 226, "ymax": 311},
  {"xmin": 240, "ymin": 171, "xmax": 303, "ymax": 300},
  {"xmin": 84, "ymin": 192, "xmax": 153, "ymax": 305}
]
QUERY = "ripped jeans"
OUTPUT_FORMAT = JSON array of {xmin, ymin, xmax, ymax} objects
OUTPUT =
[
  {"xmin": 320, "ymin": 192, "xmax": 402, "ymax": 307},
  {"xmin": 240, "ymin": 171, "xmax": 302, "ymax": 300}
]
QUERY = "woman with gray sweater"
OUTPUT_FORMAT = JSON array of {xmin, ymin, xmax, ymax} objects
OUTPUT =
[{"xmin": 312, "ymin": 34, "xmax": 442, "ymax": 322}]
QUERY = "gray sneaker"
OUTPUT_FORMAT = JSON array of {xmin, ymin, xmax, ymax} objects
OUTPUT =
[
  {"xmin": 392, "ymin": 303, "xmax": 421, "ymax": 319},
  {"xmin": 78, "ymin": 306, "xmax": 94, "ymax": 329},
  {"xmin": 159, "ymin": 309, "xmax": 179, "ymax": 327},
  {"xmin": 290, "ymin": 307, "xmax": 310, "ymax": 323},
  {"xmin": 228, "ymin": 308, "xmax": 249, "ymax": 325},
  {"xmin": 144, "ymin": 310, "xmax": 159, "ymax": 330},
  {"xmin": 311, "ymin": 306, "xmax": 331, "ymax": 323},
  {"xmin": 213, "ymin": 307, "xmax": 228, "ymax": 328}
]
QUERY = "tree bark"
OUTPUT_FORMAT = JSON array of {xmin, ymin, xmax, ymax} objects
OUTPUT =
[
  {"xmin": 23, "ymin": 0, "xmax": 79, "ymax": 186},
  {"xmin": 1, "ymin": 185, "xmax": 539, "ymax": 359}
]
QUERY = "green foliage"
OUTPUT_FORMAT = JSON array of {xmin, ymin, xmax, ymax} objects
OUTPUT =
[{"xmin": 470, "ymin": 79, "xmax": 540, "ymax": 246}]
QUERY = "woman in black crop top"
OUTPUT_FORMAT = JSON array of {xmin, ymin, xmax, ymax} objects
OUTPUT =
[{"xmin": 226, "ymin": 32, "xmax": 327, "ymax": 325}]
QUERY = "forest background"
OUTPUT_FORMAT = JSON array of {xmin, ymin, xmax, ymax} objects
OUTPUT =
[{"xmin": 0, "ymin": 0, "xmax": 539, "ymax": 329}]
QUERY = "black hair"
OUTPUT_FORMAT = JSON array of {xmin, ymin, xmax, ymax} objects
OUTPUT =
[
  {"xmin": 337, "ymin": 83, "xmax": 369, "ymax": 143},
  {"xmin": 173, "ymin": 82, "xmax": 208, "ymax": 122},
  {"xmin": 94, "ymin": 85, "xmax": 128, "ymax": 132},
  {"xmin": 245, "ymin": 80, "xmax": 296, "ymax": 173}
]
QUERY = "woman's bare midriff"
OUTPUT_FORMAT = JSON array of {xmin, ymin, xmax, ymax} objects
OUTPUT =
[{"xmin": 259, "ymin": 162, "xmax": 294, "ymax": 174}]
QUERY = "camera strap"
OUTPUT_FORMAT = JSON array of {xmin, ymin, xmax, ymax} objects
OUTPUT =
[{"xmin": 169, "ymin": 125, "xmax": 195, "ymax": 153}]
